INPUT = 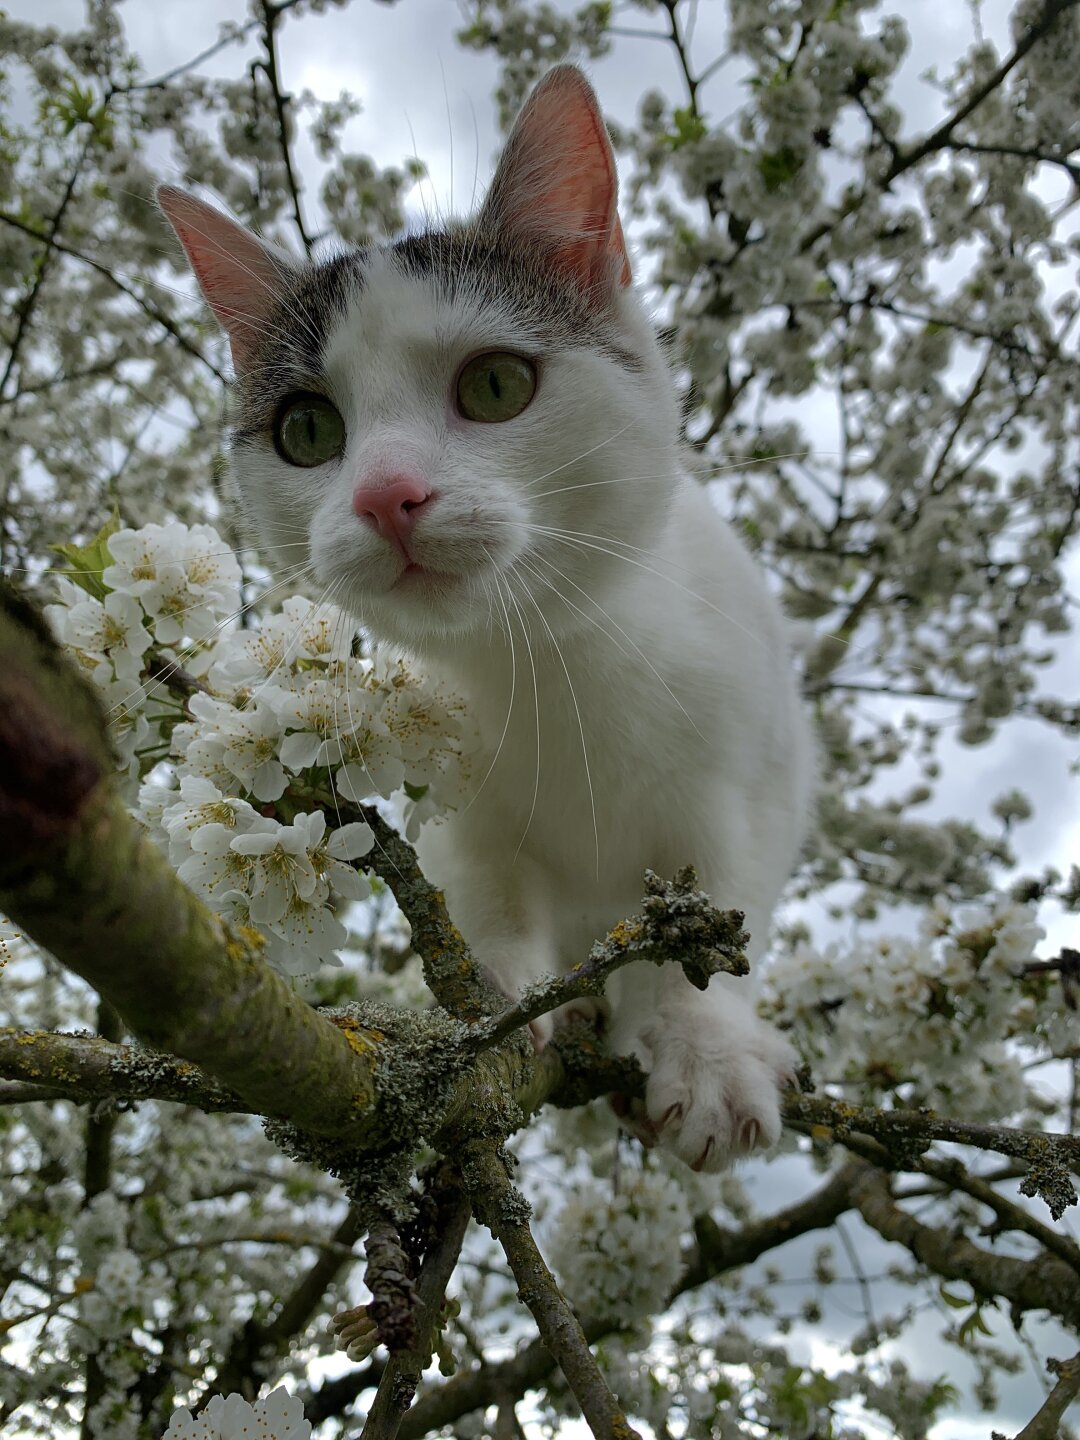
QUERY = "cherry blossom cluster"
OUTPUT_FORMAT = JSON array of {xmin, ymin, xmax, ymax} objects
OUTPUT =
[
  {"xmin": 547, "ymin": 1167, "xmax": 691, "ymax": 1323},
  {"xmin": 763, "ymin": 896, "xmax": 1061, "ymax": 1122},
  {"xmin": 43, "ymin": 520, "xmax": 473, "ymax": 976},
  {"xmin": 164, "ymin": 1388, "xmax": 310, "ymax": 1440}
]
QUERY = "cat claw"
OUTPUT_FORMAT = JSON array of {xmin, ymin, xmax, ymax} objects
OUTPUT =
[
  {"xmin": 691, "ymin": 1136, "xmax": 715, "ymax": 1172},
  {"xmin": 636, "ymin": 1010, "xmax": 797, "ymax": 1173},
  {"xmin": 738, "ymin": 1117, "xmax": 761, "ymax": 1154}
]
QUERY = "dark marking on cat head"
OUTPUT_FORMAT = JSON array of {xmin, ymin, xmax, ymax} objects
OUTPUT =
[{"xmin": 391, "ymin": 226, "xmax": 642, "ymax": 373}]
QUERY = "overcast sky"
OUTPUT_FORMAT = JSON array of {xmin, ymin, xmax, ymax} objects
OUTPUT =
[{"xmin": 20, "ymin": 1, "xmax": 1080, "ymax": 1434}]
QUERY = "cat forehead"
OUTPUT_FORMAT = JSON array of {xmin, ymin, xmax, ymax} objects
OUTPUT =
[{"xmin": 247, "ymin": 227, "xmax": 641, "ymax": 387}]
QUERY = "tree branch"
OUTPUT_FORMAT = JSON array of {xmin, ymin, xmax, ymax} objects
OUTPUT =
[
  {"xmin": 883, "ymin": 0, "xmax": 1080, "ymax": 184},
  {"xmin": 999, "ymin": 1352, "xmax": 1080, "ymax": 1440},
  {"xmin": 463, "ymin": 867, "xmax": 749, "ymax": 1053},
  {"xmin": 399, "ymin": 1163, "xmax": 858, "ymax": 1439},
  {"xmin": 256, "ymin": 0, "xmax": 312, "ymax": 253},
  {"xmin": 784, "ymin": 1090, "xmax": 1079, "ymax": 1216},
  {"xmin": 0, "ymin": 135, "xmax": 93, "ymax": 404},
  {"xmin": 461, "ymin": 1140, "xmax": 642, "ymax": 1440},
  {"xmin": 0, "ymin": 581, "xmax": 389, "ymax": 1146},
  {"xmin": 360, "ymin": 1171, "xmax": 471, "ymax": 1440},
  {"xmin": 0, "ymin": 209, "xmax": 225, "ymax": 381},
  {"xmin": 850, "ymin": 1166, "xmax": 1080, "ymax": 1330},
  {"xmin": 0, "ymin": 1028, "xmax": 251, "ymax": 1112},
  {"xmin": 319, "ymin": 796, "xmax": 503, "ymax": 1024}
]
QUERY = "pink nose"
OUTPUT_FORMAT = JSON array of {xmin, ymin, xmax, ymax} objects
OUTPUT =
[{"xmin": 352, "ymin": 477, "xmax": 432, "ymax": 557}]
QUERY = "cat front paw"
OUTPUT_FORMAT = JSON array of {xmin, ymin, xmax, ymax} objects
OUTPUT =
[{"xmin": 634, "ymin": 1013, "xmax": 796, "ymax": 1172}]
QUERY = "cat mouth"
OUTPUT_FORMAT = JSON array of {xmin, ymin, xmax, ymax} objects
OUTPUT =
[{"xmin": 392, "ymin": 561, "xmax": 461, "ymax": 589}]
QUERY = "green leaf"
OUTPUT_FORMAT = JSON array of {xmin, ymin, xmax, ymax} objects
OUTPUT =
[
  {"xmin": 668, "ymin": 106, "xmax": 707, "ymax": 149},
  {"xmin": 759, "ymin": 146, "xmax": 804, "ymax": 191},
  {"xmin": 958, "ymin": 1306, "xmax": 993, "ymax": 1343},
  {"xmin": 50, "ymin": 511, "xmax": 122, "ymax": 600},
  {"xmin": 939, "ymin": 1283, "xmax": 970, "ymax": 1309},
  {"xmin": 403, "ymin": 781, "xmax": 429, "ymax": 802}
]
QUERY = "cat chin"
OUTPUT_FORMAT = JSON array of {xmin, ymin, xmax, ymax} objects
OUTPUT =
[{"xmin": 331, "ymin": 570, "xmax": 495, "ymax": 647}]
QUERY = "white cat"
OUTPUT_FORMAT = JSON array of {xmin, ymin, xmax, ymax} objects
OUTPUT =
[{"xmin": 159, "ymin": 64, "xmax": 814, "ymax": 1172}]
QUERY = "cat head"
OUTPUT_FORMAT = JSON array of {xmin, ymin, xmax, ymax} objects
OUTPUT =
[{"xmin": 160, "ymin": 65, "xmax": 680, "ymax": 651}]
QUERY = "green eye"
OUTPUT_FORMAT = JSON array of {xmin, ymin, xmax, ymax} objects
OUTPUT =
[
  {"xmin": 456, "ymin": 352, "xmax": 537, "ymax": 423},
  {"xmin": 273, "ymin": 393, "xmax": 346, "ymax": 467}
]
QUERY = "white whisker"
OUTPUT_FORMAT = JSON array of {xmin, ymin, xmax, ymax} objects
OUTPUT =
[
  {"xmin": 460, "ymin": 571, "xmax": 517, "ymax": 815},
  {"xmin": 523, "ymin": 549, "xmax": 707, "ymax": 743},
  {"xmin": 507, "ymin": 566, "xmax": 599, "ymax": 880},
  {"xmin": 500, "ymin": 574, "xmax": 542, "ymax": 865}
]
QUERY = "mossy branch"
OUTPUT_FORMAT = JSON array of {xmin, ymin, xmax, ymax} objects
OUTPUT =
[
  {"xmin": 464, "ymin": 867, "xmax": 749, "ymax": 1053},
  {"xmin": 786, "ymin": 1090, "xmax": 1079, "ymax": 1218},
  {"xmin": 0, "ymin": 581, "xmax": 391, "ymax": 1146},
  {"xmin": 461, "ymin": 1139, "xmax": 642, "ymax": 1440},
  {"xmin": 360, "ymin": 1170, "xmax": 472, "ymax": 1440},
  {"xmin": 302, "ymin": 793, "xmax": 503, "ymax": 1024},
  {"xmin": 0, "ymin": 1028, "xmax": 252, "ymax": 1112}
]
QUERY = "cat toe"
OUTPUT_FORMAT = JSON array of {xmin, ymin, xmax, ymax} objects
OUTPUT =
[
  {"xmin": 640, "ymin": 1019, "xmax": 794, "ymax": 1172},
  {"xmin": 560, "ymin": 996, "xmax": 608, "ymax": 1028},
  {"xmin": 528, "ymin": 1014, "xmax": 554, "ymax": 1051}
]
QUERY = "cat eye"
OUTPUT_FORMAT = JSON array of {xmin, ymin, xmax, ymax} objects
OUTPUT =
[
  {"xmin": 456, "ymin": 352, "xmax": 537, "ymax": 423},
  {"xmin": 273, "ymin": 393, "xmax": 346, "ymax": 467}
]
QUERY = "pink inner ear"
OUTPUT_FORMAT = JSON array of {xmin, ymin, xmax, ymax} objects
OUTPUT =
[
  {"xmin": 158, "ymin": 187, "xmax": 291, "ymax": 366},
  {"xmin": 482, "ymin": 66, "xmax": 632, "ymax": 294}
]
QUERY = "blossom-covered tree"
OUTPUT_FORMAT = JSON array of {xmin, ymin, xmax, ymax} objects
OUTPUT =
[{"xmin": 1, "ymin": 2, "xmax": 1078, "ymax": 1438}]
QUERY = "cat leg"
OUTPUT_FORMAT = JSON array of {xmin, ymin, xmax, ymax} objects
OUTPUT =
[{"xmin": 607, "ymin": 969, "xmax": 796, "ymax": 1172}]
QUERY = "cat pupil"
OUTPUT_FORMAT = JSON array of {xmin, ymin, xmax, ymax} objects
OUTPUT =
[{"xmin": 489, "ymin": 371, "xmax": 501, "ymax": 399}]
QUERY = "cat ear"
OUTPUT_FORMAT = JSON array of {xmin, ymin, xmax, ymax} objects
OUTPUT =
[
  {"xmin": 157, "ymin": 186, "xmax": 296, "ymax": 366},
  {"xmin": 479, "ymin": 65, "xmax": 632, "ymax": 296}
]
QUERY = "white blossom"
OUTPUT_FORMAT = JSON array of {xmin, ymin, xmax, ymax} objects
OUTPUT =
[
  {"xmin": 162, "ymin": 1388, "xmax": 311, "ymax": 1440},
  {"xmin": 50, "ymin": 589, "xmax": 152, "ymax": 683},
  {"xmin": 548, "ymin": 1168, "xmax": 690, "ymax": 1323},
  {"xmin": 104, "ymin": 522, "xmax": 241, "ymax": 643}
]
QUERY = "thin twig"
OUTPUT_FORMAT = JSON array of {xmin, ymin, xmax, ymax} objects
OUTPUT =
[
  {"xmin": 257, "ymin": 0, "xmax": 311, "ymax": 253},
  {"xmin": 463, "ymin": 867, "xmax": 749, "ymax": 1053},
  {"xmin": 997, "ymin": 1352, "xmax": 1080, "ymax": 1440},
  {"xmin": 462, "ymin": 1140, "xmax": 641, "ymax": 1440}
]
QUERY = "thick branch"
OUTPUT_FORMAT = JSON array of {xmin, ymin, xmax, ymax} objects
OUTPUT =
[
  {"xmin": 0, "ymin": 582, "xmax": 388, "ymax": 1144},
  {"xmin": 851, "ymin": 1166, "xmax": 1080, "ymax": 1330}
]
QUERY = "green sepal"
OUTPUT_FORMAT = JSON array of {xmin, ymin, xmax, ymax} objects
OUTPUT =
[{"xmin": 50, "ymin": 512, "xmax": 122, "ymax": 600}]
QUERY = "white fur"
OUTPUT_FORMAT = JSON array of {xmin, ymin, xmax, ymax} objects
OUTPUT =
[{"xmin": 231, "ymin": 246, "xmax": 814, "ymax": 1171}]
